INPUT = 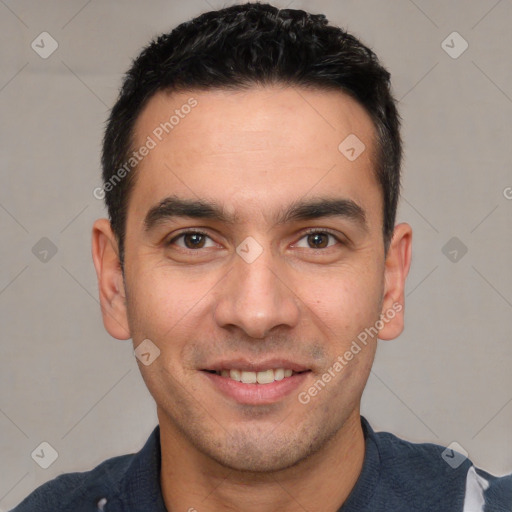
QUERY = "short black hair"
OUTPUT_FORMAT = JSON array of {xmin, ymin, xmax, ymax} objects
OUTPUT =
[{"xmin": 101, "ymin": 2, "xmax": 402, "ymax": 267}]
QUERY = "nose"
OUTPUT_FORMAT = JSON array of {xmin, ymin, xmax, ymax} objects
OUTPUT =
[{"xmin": 213, "ymin": 247, "xmax": 301, "ymax": 339}]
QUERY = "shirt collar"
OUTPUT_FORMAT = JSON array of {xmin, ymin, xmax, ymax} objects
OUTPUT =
[
  {"xmin": 113, "ymin": 416, "xmax": 377, "ymax": 512},
  {"xmin": 336, "ymin": 415, "xmax": 381, "ymax": 511},
  {"xmin": 115, "ymin": 424, "xmax": 168, "ymax": 511}
]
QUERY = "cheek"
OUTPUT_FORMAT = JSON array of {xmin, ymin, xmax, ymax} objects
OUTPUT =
[
  {"xmin": 126, "ymin": 267, "xmax": 223, "ymax": 364},
  {"xmin": 125, "ymin": 269, "xmax": 202, "ymax": 339},
  {"xmin": 125, "ymin": 272, "xmax": 211, "ymax": 398},
  {"xmin": 297, "ymin": 263, "xmax": 383, "ymax": 339}
]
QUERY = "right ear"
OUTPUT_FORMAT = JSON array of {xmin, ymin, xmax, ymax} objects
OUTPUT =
[{"xmin": 91, "ymin": 218, "xmax": 131, "ymax": 340}]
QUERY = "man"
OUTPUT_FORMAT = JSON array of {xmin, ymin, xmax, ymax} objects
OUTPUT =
[{"xmin": 12, "ymin": 2, "xmax": 511, "ymax": 511}]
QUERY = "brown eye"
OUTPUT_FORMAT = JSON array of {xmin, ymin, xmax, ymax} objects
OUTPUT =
[
  {"xmin": 183, "ymin": 233, "xmax": 206, "ymax": 249},
  {"xmin": 168, "ymin": 231, "xmax": 215, "ymax": 250},
  {"xmin": 295, "ymin": 231, "xmax": 340, "ymax": 249},
  {"xmin": 307, "ymin": 232, "xmax": 330, "ymax": 248}
]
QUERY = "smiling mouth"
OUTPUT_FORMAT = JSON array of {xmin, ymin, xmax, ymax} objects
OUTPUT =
[{"xmin": 202, "ymin": 368, "xmax": 310, "ymax": 384}]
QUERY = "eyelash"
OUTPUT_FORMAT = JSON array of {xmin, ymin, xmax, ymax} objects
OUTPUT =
[{"xmin": 166, "ymin": 228, "xmax": 345, "ymax": 251}]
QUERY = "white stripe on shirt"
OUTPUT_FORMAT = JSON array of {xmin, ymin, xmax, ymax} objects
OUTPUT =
[{"xmin": 463, "ymin": 465, "xmax": 490, "ymax": 512}]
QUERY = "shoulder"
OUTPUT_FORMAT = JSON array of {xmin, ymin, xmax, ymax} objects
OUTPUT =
[
  {"xmin": 10, "ymin": 425, "xmax": 164, "ymax": 512},
  {"xmin": 363, "ymin": 418, "xmax": 512, "ymax": 511},
  {"xmin": 374, "ymin": 429, "xmax": 471, "ymax": 503},
  {"xmin": 468, "ymin": 466, "xmax": 512, "ymax": 512},
  {"xmin": 10, "ymin": 452, "xmax": 135, "ymax": 512}
]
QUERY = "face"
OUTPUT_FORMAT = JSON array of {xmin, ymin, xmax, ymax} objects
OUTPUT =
[{"xmin": 93, "ymin": 85, "xmax": 411, "ymax": 473}]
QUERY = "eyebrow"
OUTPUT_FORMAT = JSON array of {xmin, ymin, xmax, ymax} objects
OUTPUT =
[{"xmin": 143, "ymin": 195, "xmax": 367, "ymax": 232}]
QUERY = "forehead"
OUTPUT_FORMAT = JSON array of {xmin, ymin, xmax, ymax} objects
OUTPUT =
[{"xmin": 128, "ymin": 85, "xmax": 381, "ymax": 226}]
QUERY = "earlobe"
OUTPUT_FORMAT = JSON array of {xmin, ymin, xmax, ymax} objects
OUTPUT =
[
  {"xmin": 91, "ymin": 218, "xmax": 131, "ymax": 340},
  {"xmin": 378, "ymin": 223, "xmax": 413, "ymax": 341}
]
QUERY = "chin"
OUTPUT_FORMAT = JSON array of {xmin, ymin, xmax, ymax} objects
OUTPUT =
[
  {"xmin": 214, "ymin": 446, "xmax": 305, "ymax": 473},
  {"xmin": 203, "ymin": 425, "xmax": 325, "ymax": 474}
]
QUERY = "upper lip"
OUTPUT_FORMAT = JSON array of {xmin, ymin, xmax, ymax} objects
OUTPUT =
[{"xmin": 202, "ymin": 358, "xmax": 310, "ymax": 373}]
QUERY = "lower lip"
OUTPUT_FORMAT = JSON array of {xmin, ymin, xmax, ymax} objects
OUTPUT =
[{"xmin": 201, "ymin": 371, "xmax": 311, "ymax": 405}]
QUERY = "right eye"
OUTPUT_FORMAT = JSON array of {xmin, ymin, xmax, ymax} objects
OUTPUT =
[{"xmin": 167, "ymin": 231, "xmax": 216, "ymax": 250}]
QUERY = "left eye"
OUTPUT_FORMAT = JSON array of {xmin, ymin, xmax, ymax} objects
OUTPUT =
[{"xmin": 295, "ymin": 231, "xmax": 339, "ymax": 249}]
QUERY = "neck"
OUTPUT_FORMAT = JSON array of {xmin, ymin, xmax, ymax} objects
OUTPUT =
[{"xmin": 159, "ymin": 409, "xmax": 366, "ymax": 512}]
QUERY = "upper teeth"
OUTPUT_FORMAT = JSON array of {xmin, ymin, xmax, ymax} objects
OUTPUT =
[{"xmin": 218, "ymin": 368, "xmax": 294, "ymax": 384}]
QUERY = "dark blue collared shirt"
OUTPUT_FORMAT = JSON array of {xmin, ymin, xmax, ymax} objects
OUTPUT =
[{"xmin": 11, "ymin": 416, "xmax": 512, "ymax": 511}]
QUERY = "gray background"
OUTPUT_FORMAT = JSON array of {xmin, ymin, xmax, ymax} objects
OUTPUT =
[{"xmin": 1, "ymin": 0, "xmax": 511, "ymax": 508}]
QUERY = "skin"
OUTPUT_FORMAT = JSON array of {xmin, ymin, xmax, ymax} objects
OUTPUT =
[{"xmin": 92, "ymin": 85, "xmax": 412, "ymax": 512}]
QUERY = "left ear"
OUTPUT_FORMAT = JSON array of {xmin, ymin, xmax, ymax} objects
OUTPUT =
[{"xmin": 378, "ymin": 222, "xmax": 412, "ymax": 340}]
